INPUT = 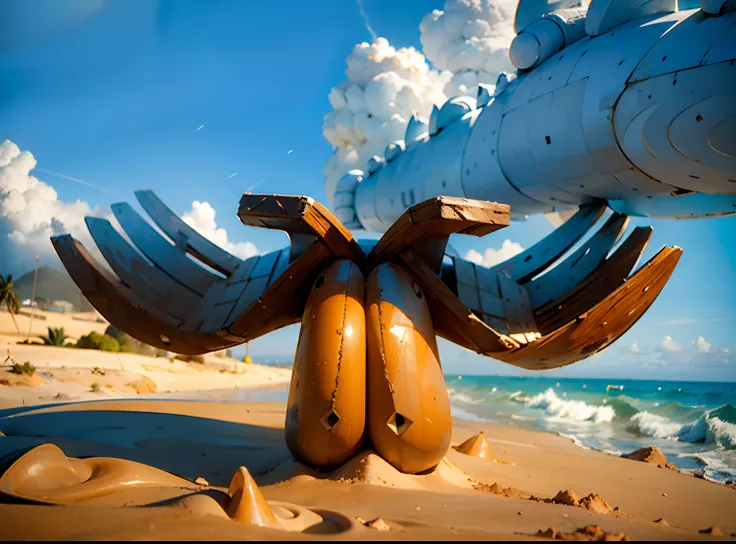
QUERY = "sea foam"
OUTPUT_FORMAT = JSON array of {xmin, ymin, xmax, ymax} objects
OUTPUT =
[
  {"xmin": 629, "ymin": 408, "xmax": 736, "ymax": 449},
  {"xmin": 525, "ymin": 388, "xmax": 615, "ymax": 423}
]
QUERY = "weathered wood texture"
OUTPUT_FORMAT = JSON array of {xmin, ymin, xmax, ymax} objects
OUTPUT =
[
  {"xmin": 135, "ymin": 189, "xmax": 242, "ymax": 276},
  {"xmin": 364, "ymin": 197, "xmax": 509, "ymax": 273}
]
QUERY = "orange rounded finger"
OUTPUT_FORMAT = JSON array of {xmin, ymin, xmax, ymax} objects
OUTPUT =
[
  {"xmin": 365, "ymin": 262, "xmax": 451, "ymax": 474},
  {"xmin": 285, "ymin": 259, "xmax": 366, "ymax": 468}
]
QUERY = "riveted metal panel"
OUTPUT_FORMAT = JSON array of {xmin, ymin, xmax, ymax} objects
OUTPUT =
[
  {"xmin": 354, "ymin": 171, "xmax": 383, "ymax": 231},
  {"xmin": 368, "ymin": 111, "xmax": 477, "ymax": 229},
  {"xmin": 615, "ymin": 61, "xmax": 736, "ymax": 193},
  {"xmin": 586, "ymin": 0, "xmax": 677, "ymax": 36},
  {"xmin": 499, "ymin": 79, "xmax": 599, "ymax": 206},
  {"xmin": 630, "ymin": 10, "xmax": 736, "ymax": 82},
  {"xmin": 462, "ymin": 94, "xmax": 550, "ymax": 217},
  {"xmin": 527, "ymin": 36, "xmax": 592, "ymax": 101},
  {"xmin": 570, "ymin": 13, "xmax": 681, "ymax": 174},
  {"xmin": 515, "ymin": 0, "xmax": 583, "ymax": 33},
  {"xmin": 609, "ymin": 192, "xmax": 736, "ymax": 218}
]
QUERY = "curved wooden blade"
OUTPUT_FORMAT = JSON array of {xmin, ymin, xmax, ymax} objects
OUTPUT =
[
  {"xmin": 489, "ymin": 201, "xmax": 607, "ymax": 283},
  {"xmin": 534, "ymin": 226, "xmax": 653, "ymax": 335},
  {"xmin": 50, "ymin": 235, "xmax": 236, "ymax": 354},
  {"xmin": 237, "ymin": 193, "xmax": 365, "ymax": 263},
  {"xmin": 85, "ymin": 216, "xmax": 202, "ymax": 323},
  {"xmin": 397, "ymin": 248, "xmax": 519, "ymax": 355},
  {"xmin": 135, "ymin": 190, "xmax": 242, "ymax": 277},
  {"xmin": 494, "ymin": 246, "xmax": 682, "ymax": 370},
  {"xmin": 364, "ymin": 196, "xmax": 510, "ymax": 273},
  {"xmin": 111, "ymin": 202, "xmax": 217, "ymax": 296},
  {"xmin": 527, "ymin": 213, "xmax": 629, "ymax": 309}
]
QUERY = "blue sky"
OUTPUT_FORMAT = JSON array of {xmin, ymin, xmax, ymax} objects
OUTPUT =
[{"xmin": 1, "ymin": 0, "xmax": 734, "ymax": 380}]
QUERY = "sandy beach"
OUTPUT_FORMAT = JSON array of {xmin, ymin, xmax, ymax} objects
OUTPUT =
[
  {"xmin": 0, "ymin": 311, "xmax": 734, "ymax": 540},
  {"xmin": 0, "ymin": 397, "xmax": 734, "ymax": 540}
]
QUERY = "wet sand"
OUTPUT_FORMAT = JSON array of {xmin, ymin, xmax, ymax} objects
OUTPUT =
[{"xmin": 0, "ymin": 398, "xmax": 733, "ymax": 541}]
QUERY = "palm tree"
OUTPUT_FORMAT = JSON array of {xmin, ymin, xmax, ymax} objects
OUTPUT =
[
  {"xmin": 0, "ymin": 274, "xmax": 20, "ymax": 334},
  {"xmin": 40, "ymin": 326, "xmax": 69, "ymax": 346}
]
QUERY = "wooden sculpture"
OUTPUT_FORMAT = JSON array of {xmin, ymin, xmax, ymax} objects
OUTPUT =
[{"xmin": 51, "ymin": 191, "xmax": 681, "ymax": 474}]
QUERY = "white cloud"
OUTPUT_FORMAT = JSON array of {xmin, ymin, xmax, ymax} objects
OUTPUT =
[
  {"xmin": 629, "ymin": 342, "xmax": 640, "ymax": 353},
  {"xmin": 181, "ymin": 200, "xmax": 258, "ymax": 260},
  {"xmin": 693, "ymin": 336, "xmax": 714, "ymax": 354},
  {"xmin": 465, "ymin": 239, "xmax": 523, "ymax": 268},
  {"xmin": 0, "ymin": 139, "xmax": 101, "ymax": 274},
  {"xmin": 660, "ymin": 336, "xmax": 682, "ymax": 352},
  {"xmin": 322, "ymin": 38, "xmax": 451, "ymax": 205},
  {"xmin": 323, "ymin": 1, "xmax": 519, "ymax": 207},
  {"xmin": 419, "ymin": 0, "xmax": 516, "ymax": 97}
]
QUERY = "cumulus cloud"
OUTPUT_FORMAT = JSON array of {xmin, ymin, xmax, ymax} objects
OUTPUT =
[
  {"xmin": 652, "ymin": 334, "xmax": 734, "ymax": 366},
  {"xmin": 660, "ymin": 336, "xmax": 682, "ymax": 352},
  {"xmin": 420, "ymin": 0, "xmax": 516, "ymax": 97},
  {"xmin": 693, "ymin": 336, "xmax": 714, "ymax": 354},
  {"xmin": 181, "ymin": 200, "xmax": 258, "ymax": 260},
  {"xmin": 323, "ymin": 1, "xmax": 517, "ymax": 206},
  {"xmin": 0, "ymin": 139, "xmax": 101, "ymax": 274},
  {"xmin": 465, "ymin": 239, "xmax": 523, "ymax": 268},
  {"xmin": 322, "ymin": 38, "xmax": 451, "ymax": 204}
]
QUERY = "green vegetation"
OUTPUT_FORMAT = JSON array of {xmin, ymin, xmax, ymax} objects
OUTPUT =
[
  {"xmin": 40, "ymin": 327, "xmax": 70, "ymax": 346},
  {"xmin": 9, "ymin": 361, "xmax": 36, "ymax": 376},
  {"xmin": 0, "ymin": 274, "xmax": 21, "ymax": 333},
  {"xmin": 91, "ymin": 366, "xmax": 106, "ymax": 376},
  {"xmin": 90, "ymin": 382, "xmax": 100, "ymax": 392},
  {"xmin": 105, "ymin": 325, "xmax": 154, "ymax": 355},
  {"xmin": 75, "ymin": 331, "xmax": 123, "ymax": 352}
]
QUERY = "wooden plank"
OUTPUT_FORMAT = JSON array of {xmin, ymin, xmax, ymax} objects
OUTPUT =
[
  {"xmin": 187, "ymin": 255, "xmax": 260, "ymax": 332},
  {"xmin": 494, "ymin": 246, "xmax": 682, "ymax": 370},
  {"xmin": 50, "ymin": 235, "xmax": 237, "ymax": 355},
  {"xmin": 397, "ymin": 248, "xmax": 519, "ymax": 355},
  {"xmin": 111, "ymin": 202, "xmax": 217, "ymax": 296},
  {"xmin": 497, "ymin": 271, "xmax": 538, "ymax": 334},
  {"xmin": 527, "ymin": 213, "xmax": 629, "ymax": 309},
  {"xmin": 85, "ymin": 217, "xmax": 201, "ymax": 322},
  {"xmin": 237, "ymin": 194, "xmax": 364, "ymax": 263},
  {"xmin": 534, "ymin": 226, "xmax": 652, "ymax": 334},
  {"xmin": 135, "ymin": 190, "xmax": 241, "ymax": 276},
  {"xmin": 490, "ymin": 201, "xmax": 607, "ymax": 283},
  {"xmin": 364, "ymin": 197, "xmax": 510, "ymax": 272},
  {"xmin": 227, "ymin": 242, "xmax": 334, "ymax": 338}
]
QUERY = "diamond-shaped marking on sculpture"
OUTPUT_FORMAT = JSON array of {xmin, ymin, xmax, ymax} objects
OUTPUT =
[
  {"xmin": 321, "ymin": 409, "xmax": 341, "ymax": 431},
  {"xmin": 386, "ymin": 412, "xmax": 413, "ymax": 436}
]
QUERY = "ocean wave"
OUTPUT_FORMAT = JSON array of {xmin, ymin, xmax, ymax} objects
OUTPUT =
[
  {"xmin": 524, "ymin": 388, "xmax": 615, "ymax": 423},
  {"xmin": 450, "ymin": 404, "xmax": 488, "ymax": 422},
  {"xmin": 449, "ymin": 391, "xmax": 484, "ymax": 405},
  {"xmin": 629, "ymin": 406, "xmax": 736, "ymax": 450}
]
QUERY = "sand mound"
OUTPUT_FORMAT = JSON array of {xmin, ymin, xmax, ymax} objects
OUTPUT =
[
  {"xmin": 127, "ymin": 376, "xmax": 157, "ymax": 394},
  {"xmin": 699, "ymin": 526, "xmax": 723, "ymax": 536},
  {"xmin": 547, "ymin": 489, "xmax": 619, "ymax": 515},
  {"xmin": 0, "ymin": 371, "xmax": 44, "ymax": 387},
  {"xmin": 537, "ymin": 524, "xmax": 630, "ymax": 541},
  {"xmin": 260, "ymin": 450, "xmax": 474, "ymax": 492},
  {"xmin": 622, "ymin": 447, "xmax": 678, "ymax": 471},
  {"xmin": 473, "ymin": 481, "xmax": 534, "ymax": 500},
  {"xmin": 453, "ymin": 432, "xmax": 492, "ymax": 460}
]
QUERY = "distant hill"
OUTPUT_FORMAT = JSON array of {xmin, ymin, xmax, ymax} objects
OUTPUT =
[{"xmin": 12, "ymin": 266, "xmax": 94, "ymax": 312}]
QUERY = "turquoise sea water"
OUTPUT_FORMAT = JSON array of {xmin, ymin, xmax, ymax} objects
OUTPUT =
[
  {"xmin": 152, "ymin": 374, "xmax": 736, "ymax": 483},
  {"xmin": 445, "ymin": 375, "xmax": 736, "ymax": 483}
]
